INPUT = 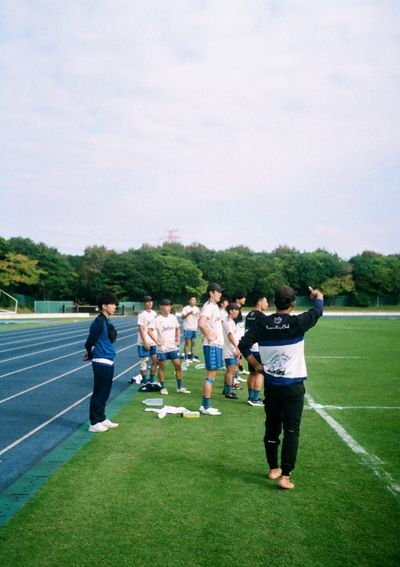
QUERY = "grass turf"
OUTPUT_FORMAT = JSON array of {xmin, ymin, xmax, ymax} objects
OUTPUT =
[{"xmin": 1, "ymin": 318, "xmax": 399, "ymax": 566}]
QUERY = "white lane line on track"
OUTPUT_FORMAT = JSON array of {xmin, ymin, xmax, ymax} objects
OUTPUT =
[
  {"xmin": 0, "ymin": 329, "xmax": 137, "ymax": 363},
  {"xmin": 0, "ymin": 343, "xmax": 138, "ymax": 405},
  {"xmin": 0, "ymin": 332, "xmax": 138, "ymax": 379},
  {"xmin": 0, "ymin": 327, "xmax": 89, "ymax": 348},
  {"xmin": 306, "ymin": 393, "xmax": 400, "ymax": 497},
  {"xmin": 0, "ymin": 321, "xmax": 135, "ymax": 348},
  {"xmin": 0, "ymin": 330, "xmax": 88, "ymax": 354},
  {"xmin": 0, "ymin": 350, "xmax": 83, "ymax": 379},
  {"xmin": 0, "ymin": 323, "xmax": 135, "ymax": 354},
  {"xmin": 0, "ymin": 361, "xmax": 140, "ymax": 457}
]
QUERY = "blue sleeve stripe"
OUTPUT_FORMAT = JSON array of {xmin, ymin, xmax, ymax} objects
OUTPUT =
[{"xmin": 259, "ymin": 336, "xmax": 304, "ymax": 347}]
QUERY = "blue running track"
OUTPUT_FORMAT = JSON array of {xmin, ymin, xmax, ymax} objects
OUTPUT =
[{"xmin": 0, "ymin": 317, "xmax": 140, "ymax": 493}]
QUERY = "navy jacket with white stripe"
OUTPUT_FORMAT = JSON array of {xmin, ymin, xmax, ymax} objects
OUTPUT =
[{"xmin": 239, "ymin": 299, "xmax": 324, "ymax": 386}]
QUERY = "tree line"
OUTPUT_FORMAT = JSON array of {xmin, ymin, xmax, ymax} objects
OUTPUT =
[{"xmin": 0, "ymin": 236, "xmax": 399, "ymax": 306}]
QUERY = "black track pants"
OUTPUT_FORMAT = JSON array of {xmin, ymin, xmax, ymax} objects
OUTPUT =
[
  {"xmin": 89, "ymin": 363, "xmax": 114, "ymax": 425},
  {"xmin": 263, "ymin": 381, "xmax": 305, "ymax": 476}
]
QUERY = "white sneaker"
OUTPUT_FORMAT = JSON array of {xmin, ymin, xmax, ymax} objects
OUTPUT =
[
  {"xmin": 88, "ymin": 423, "xmax": 108, "ymax": 432},
  {"xmin": 247, "ymin": 399, "xmax": 264, "ymax": 407},
  {"xmin": 236, "ymin": 377, "xmax": 247, "ymax": 383},
  {"xmin": 160, "ymin": 388, "xmax": 169, "ymax": 395},
  {"xmin": 199, "ymin": 406, "xmax": 221, "ymax": 416},
  {"xmin": 177, "ymin": 387, "xmax": 191, "ymax": 394},
  {"xmin": 240, "ymin": 370, "xmax": 250, "ymax": 375},
  {"xmin": 100, "ymin": 419, "xmax": 119, "ymax": 428}
]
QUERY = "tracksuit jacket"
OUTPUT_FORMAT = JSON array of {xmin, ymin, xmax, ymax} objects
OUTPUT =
[
  {"xmin": 239, "ymin": 299, "xmax": 324, "ymax": 386},
  {"xmin": 85, "ymin": 314, "xmax": 117, "ymax": 365}
]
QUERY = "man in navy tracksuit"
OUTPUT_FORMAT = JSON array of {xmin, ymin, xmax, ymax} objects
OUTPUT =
[
  {"xmin": 239, "ymin": 285, "xmax": 324, "ymax": 489},
  {"xmin": 84, "ymin": 293, "xmax": 119, "ymax": 433}
]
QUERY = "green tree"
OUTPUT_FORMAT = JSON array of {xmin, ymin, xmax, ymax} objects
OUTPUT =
[
  {"xmin": 76, "ymin": 246, "xmax": 112, "ymax": 302},
  {"xmin": 0, "ymin": 237, "xmax": 9, "ymax": 259},
  {"xmin": 102, "ymin": 251, "xmax": 145, "ymax": 300},
  {"xmin": 350, "ymin": 252, "xmax": 392, "ymax": 296},
  {"xmin": 250, "ymin": 254, "xmax": 286, "ymax": 300},
  {"xmin": 150, "ymin": 254, "xmax": 206, "ymax": 301},
  {"xmin": 35, "ymin": 244, "xmax": 78, "ymax": 300},
  {"xmin": 321, "ymin": 275, "xmax": 355, "ymax": 305},
  {"xmin": 0, "ymin": 253, "xmax": 46, "ymax": 290}
]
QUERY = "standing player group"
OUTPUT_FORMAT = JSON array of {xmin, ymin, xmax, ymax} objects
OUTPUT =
[{"xmin": 84, "ymin": 283, "xmax": 324, "ymax": 489}]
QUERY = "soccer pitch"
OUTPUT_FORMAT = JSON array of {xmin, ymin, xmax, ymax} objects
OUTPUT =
[{"xmin": 1, "ymin": 317, "xmax": 399, "ymax": 566}]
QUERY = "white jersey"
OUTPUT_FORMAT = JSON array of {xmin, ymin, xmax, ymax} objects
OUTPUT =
[
  {"xmin": 200, "ymin": 300, "xmax": 224, "ymax": 347},
  {"xmin": 223, "ymin": 318, "xmax": 238, "ymax": 359},
  {"xmin": 137, "ymin": 309, "xmax": 157, "ymax": 346},
  {"xmin": 219, "ymin": 308, "xmax": 228, "ymax": 323},
  {"xmin": 235, "ymin": 320, "xmax": 245, "ymax": 341},
  {"xmin": 150, "ymin": 313, "xmax": 180, "ymax": 353},
  {"xmin": 182, "ymin": 305, "xmax": 200, "ymax": 331}
]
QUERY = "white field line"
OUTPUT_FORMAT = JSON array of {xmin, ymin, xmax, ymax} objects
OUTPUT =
[
  {"xmin": 305, "ymin": 404, "xmax": 400, "ymax": 410},
  {"xmin": 0, "ymin": 343, "xmax": 138, "ymax": 405},
  {"xmin": 0, "ymin": 329, "xmax": 136, "ymax": 363},
  {"xmin": 306, "ymin": 393, "xmax": 400, "ymax": 497},
  {"xmin": 0, "ymin": 322, "xmax": 134, "ymax": 354},
  {"xmin": 307, "ymin": 356, "xmax": 366, "ymax": 359},
  {"xmin": 0, "ymin": 361, "xmax": 140, "ymax": 457},
  {"xmin": 0, "ymin": 332, "xmax": 138, "ymax": 379},
  {"xmin": 0, "ymin": 320, "xmax": 134, "ymax": 348}
]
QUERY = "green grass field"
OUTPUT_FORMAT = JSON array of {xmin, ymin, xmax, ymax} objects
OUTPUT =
[{"xmin": 1, "ymin": 318, "xmax": 399, "ymax": 566}]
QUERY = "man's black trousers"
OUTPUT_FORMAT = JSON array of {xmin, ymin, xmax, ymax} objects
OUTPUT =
[
  {"xmin": 263, "ymin": 381, "xmax": 305, "ymax": 476},
  {"xmin": 89, "ymin": 363, "xmax": 114, "ymax": 425}
]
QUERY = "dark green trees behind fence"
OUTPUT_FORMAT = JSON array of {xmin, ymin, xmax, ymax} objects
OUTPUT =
[{"xmin": 0, "ymin": 236, "xmax": 399, "ymax": 305}]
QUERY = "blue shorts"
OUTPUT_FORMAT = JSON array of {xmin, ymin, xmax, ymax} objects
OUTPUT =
[
  {"xmin": 138, "ymin": 345, "xmax": 157, "ymax": 358},
  {"xmin": 157, "ymin": 350, "xmax": 180, "ymax": 361},
  {"xmin": 248, "ymin": 351, "xmax": 261, "ymax": 372},
  {"xmin": 203, "ymin": 346, "xmax": 224, "ymax": 371},
  {"xmin": 184, "ymin": 330, "xmax": 197, "ymax": 341},
  {"xmin": 225, "ymin": 357, "xmax": 238, "ymax": 367}
]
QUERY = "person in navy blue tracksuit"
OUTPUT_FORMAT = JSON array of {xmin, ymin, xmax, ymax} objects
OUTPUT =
[
  {"xmin": 84, "ymin": 293, "xmax": 119, "ymax": 433},
  {"xmin": 239, "ymin": 286, "xmax": 324, "ymax": 489}
]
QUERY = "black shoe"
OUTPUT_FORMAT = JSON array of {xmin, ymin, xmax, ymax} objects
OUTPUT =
[
  {"xmin": 224, "ymin": 392, "xmax": 239, "ymax": 400},
  {"xmin": 128, "ymin": 378, "xmax": 135, "ymax": 384}
]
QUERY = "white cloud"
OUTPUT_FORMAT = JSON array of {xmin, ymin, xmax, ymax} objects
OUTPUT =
[{"xmin": 1, "ymin": 0, "xmax": 399, "ymax": 257}]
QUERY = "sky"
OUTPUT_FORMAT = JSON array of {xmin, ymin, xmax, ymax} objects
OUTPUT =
[{"xmin": 1, "ymin": 0, "xmax": 399, "ymax": 259}]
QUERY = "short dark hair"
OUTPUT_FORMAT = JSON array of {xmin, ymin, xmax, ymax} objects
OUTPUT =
[
  {"xmin": 218, "ymin": 296, "xmax": 229, "ymax": 306},
  {"xmin": 254, "ymin": 294, "xmax": 267, "ymax": 305},
  {"xmin": 227, "ymin": 302, "xmax": 240, "ymax": 313},
  {"xmin": 207, "ymin": 282, "xmax": 222, "ymax": 293},
  {"xmin": 143, "ymin": 295, "xmax": 153, "ymax": 302},
  {"xmin": 274, "ymin": 286, "xmax": 296, "ymax": 310},
  {"xmin": 232, "ymin": 290, "xmax": 245, "ymax": 301},
  {"xmin": 96, "ymin": 292, "xmax": 118, "ymax": 308}
]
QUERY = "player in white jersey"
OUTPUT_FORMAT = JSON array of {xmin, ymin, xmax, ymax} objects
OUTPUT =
[
  {"xmin": 148, "ymin": 299, "xmax": 191, "ymax": 395},
  {"xmin": 198, "ymin": 282, "xmax": 224, "ymax": 415},
  {"xmin": 222, "ymin": 303, "xmax": 241, "ymax": 400},
  {"xmin": 129, "ymin": 295, "xmax": 158, "ymax": 385},
  {"xmin": 232, "ymin": 291, "xmax": 247, "ymax": 376},
  {"xmin": 181, "ymin": 296, "xmax": 200, "ymax": 362},
  {"xmin": 218, "ymin": 296, "xmax": 229, "ymax": 323}
]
